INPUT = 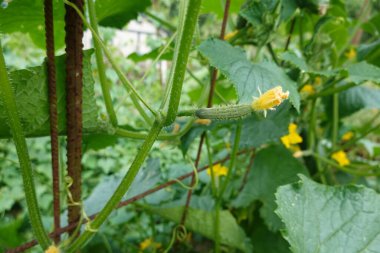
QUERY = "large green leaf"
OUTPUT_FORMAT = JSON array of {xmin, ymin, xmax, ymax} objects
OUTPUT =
[
  {"xmin": 0, "ymin": 0, "xmax": 150, "ymax": 49},
  {"xmin": 0, "ymin": 50, "xmax": 110, "ymax": 138},
  {"xmin": 238, "ymin": 102, "xmax": 292, "ymax": 149},
  {"xmin": 147, "ymin": 206, "xmax": 252, "ymax": 253},
  {"xmin": 339, "ymin": 86, "xmax": 380, "ymax": 118},
  {"xmin": 232, "ymin": 145, "xmax": 308, "ymax": 231},
  {"xmin": 276, "ymin": 175, "xmax": 380, "ymax": 253},
  {"xmin": 198, "ymin": 38, "xmax": 300, "ymax": 111}
]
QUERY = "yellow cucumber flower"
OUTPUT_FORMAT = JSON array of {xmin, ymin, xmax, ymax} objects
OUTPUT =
[
  {"xmin": 139, "ymin": 238, "xmax": 161, "ymax": 251},
  {"xmin": 345, "ymin": 48, "xmax": 356, "ymax": 60},
  {"xmin": 281, "ymin": 123, "xmax": 303, "ymax": 148},
  {"xmin": 342, "ymin": 131, "xmax": 354, "ymax": 141},
  {"xmin": 251, "ymin": 86, "xmax": 289, "ymax": 117},
  {"xmin": 140, "ymin": 238, "xmax": 153, "ymax": 250},
  {"xmin": 207, "ymin": 163, "xmax": 228, "ymax": 177},
  {"xmin": 331, "ymin": 150, "xmax": 350, "ymax": 166},
  {"xmin": 300, "ymin": 84, "xmax": 315, "ymax": 95},
  {"xmin": 45, "ymin": 245, "xmax": 60, "ymax": 253},
  {"xmin": 224, "ymin": 30, "xmax": 238, "ymax": 40}
]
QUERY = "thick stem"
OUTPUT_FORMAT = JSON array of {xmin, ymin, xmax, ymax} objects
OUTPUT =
[
  {"xmin": 0, "ymin": 41, "xmax": 51, "ymax": 249},
  {"xmin": 65, "ymin": 0, "xmax": 84, "ymax": 235},
  {"xmin": 163, "ymin": 0, "xmax": 202, "ymax": 125},
  {"xmin": 44, "ymin": 0, "xmax": 61, "ymax": 243},
  {"xmin": 87, "ymin": 0, "xmax": 118, "ymax": 126},
  {"xmin": 66, "ymin": 117, "xmax": 164, "ymax": 252}
]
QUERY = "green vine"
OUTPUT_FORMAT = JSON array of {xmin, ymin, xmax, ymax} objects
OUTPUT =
[
  {"xmin": 0, "ymin": 40, "xmax": 51, "ymax": 249},
  {"xmin": 87, "ymin": 0, "xmax": 118, "ymax": 127},
  {"xmin": 162, "ymin": 0, "xmax": 202, "ymax": 126}
]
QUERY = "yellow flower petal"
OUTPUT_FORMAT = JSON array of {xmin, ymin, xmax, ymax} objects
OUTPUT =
[
  {"xmin": 45, "ymin": 245, "xmax": 60, "ymax": 253},
  {"xmin": 345, "ymin": 48, "xmax": 356, "ymax": 60},
  {"xmin": 224, "ymin": 30, "xmax": 239, "ymax": 40},
  {"xmin": 140, "ymin": 238, "xmax": 153, "ymax": 250},
  {"xmin": 195, "ymin": 119, "xmax": 212, "ymax": 125},
  {"xmin": 281, "ymin": 135, "xmax": 291, "ymax": 148},
  {"xmin": 207, "ymin": 163, "xmax": 228, "ymax": 177},
  {"xmin": 331, "ymin": 150, "xmax": 350, "ymax": 166},
  {"xmin": 300, "ymin": 84, "xmax": 315, "ymax": 95},
  {"xmin": 251, "ymin": 86, "xmax": 289, "ymax": 115},
  {"xmin": 288, "ymin": 123, "xmax": 298, "ymax": 135},
  {"xmin": 342, "ymin": 131, "xmax": 354, "ymax": 141}
]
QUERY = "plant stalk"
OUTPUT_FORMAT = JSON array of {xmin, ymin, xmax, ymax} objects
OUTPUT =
[
  {"xmin": 163, "ymin": 0, "xmax": 202, "ymax": 125},
  {"xmin": 0, "ymin": 40, "xmax": 51, "ymax": 249},
  {"xmin": 87, "ymin": 0, "xmax": 118, "ymax": 126}
]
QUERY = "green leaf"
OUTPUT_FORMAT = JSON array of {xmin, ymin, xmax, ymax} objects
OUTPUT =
[
  {"xmin": 80, "ymin": 159, "xmax": 161, "ymax": 216},
  {"xmin": 201, "ymin": 0, "xmax": 246, "ymax": 18},
  {"xmin": 0, "ymin": 50, "xmax": 111, "ymax": 138},
  {"xmin": 250, "ymin": 215, "xmax": 291, "ymax": 253},
  {"xmin": 276, "ymin": 175, "xmax": 380, "ymax": 253},
  {"xmin": 198, "ymin": 38, "xmax": 300, "ymax": 111},
  {"xmin": 0, "ymin": 0, "xmax": 150, "ymax": 49},
  {"xmin": 347, "ymin": 61, "xmax": 380, "ymax": 84},
  {"xmin": 83, "ymin": 134, "xmax": 118, "ymax": 152},
  {"xmin": 232, "ymin": 145, "xmax": 308, "ymax": 231},
  {"xmin": 0, "ymin": 0, "xmax": 65, "ymax": 49},
  {"xmin": 338, "ymin": 86, "xmax": 380, "ymax": 118},
  {"xmin": 96, "ymin": 0, "xmax": 151, "ymax": 29},
  {"xmin": 147, "ymin": 206, "xmax": 252, "ymax": 253},
  {"xmin": 240, "ymin": 0, "xmax": 280, "ymax": 46},
  {"xmin": 237, "ymin": 102, "xmax": 292, "ymax": 149},
  {"xmin": 280, "ymin": 51, "xmax": 338, "ymax": 77},
  {"xmin": 0, "ymin": 217, "xmax": 24, "ymax": 250},
  {"xmin": 357, "ymin": 39, "xmax": 380, "ymax": 67},
  {"xmin": 128, "ymin": 46, "xmax": 173, "ymax": 63},
  {"xmin": 280, "ymin": 0, "xmax": 298, "ymax": 21}
]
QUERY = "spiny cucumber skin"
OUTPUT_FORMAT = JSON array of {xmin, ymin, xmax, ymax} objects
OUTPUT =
[{"xmin": 195, "ymin": 104, "xmax": 252, "ymax": 120}]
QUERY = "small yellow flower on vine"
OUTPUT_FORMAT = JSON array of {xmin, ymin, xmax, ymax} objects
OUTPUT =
[
  {"xmin": 195, "ymin": 118, "xmax": 212, "ymax": 125},
  {"xmin": 331, "ymin": 150, "xmax": 350, "ymax": 166},
  {"xmin": 280, "ymin": 123, "xmax": 303, "ymax": 148},
  {"xmin": 139, "ymin": 238, "xmax": 161, "ymax": 251},
  {"xmin": 345, "ymin": 48, "xmax": 356, "ymax": 60},
  {"xmin": 224, "ymin": 30, "xmax": 238, "ymax": 40},
  {"xmin": 314, "ymin": 76, "xmax": 322, "ymax": 86},
  {"xmin": 207, "ymin": 163, "xmax": 228, "ymax": 177},
  {"xmin": 45, "ymin": 245, "xmax": 60, "ymax": 253},
  {"xmin": 140, "ymin": 238, "xmax": 153, "ymax": 251},
  {"xmin": 300, "ymin": 84, "xmax": 315, "ymax": 95},
  {"xmin": 251, "ymin": 86, "xmax": 289, "ymax": 117},
  {"xmin": 342, "ymin": 131, "xmax": 354, "ymax": 142}
]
